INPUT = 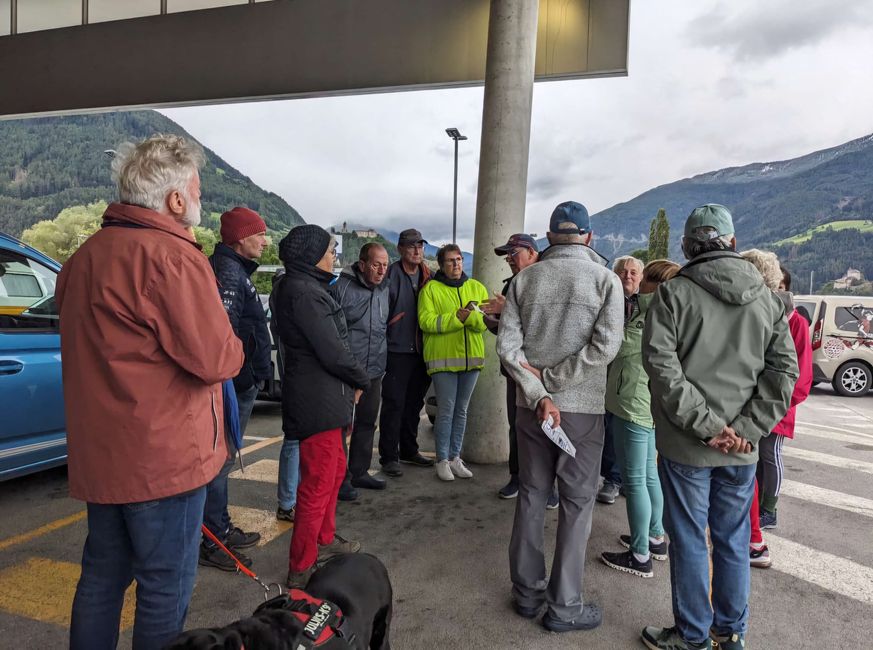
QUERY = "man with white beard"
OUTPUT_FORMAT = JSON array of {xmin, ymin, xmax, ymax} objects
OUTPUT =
[{"xmin": 57, "ymin": 134, "xmax": 244, "ymax": 649}]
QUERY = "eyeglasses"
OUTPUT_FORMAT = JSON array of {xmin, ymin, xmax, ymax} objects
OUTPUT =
[
  {"xmin": 507, "ymin": 248, "xmax": 528, "ymax": 258},
  {"xmin": 446, "ymin": 257, "xmax": 463, "ymax": 265}
]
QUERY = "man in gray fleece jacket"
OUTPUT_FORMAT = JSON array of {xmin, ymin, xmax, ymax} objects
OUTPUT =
[{"xmin": 497, "ymin": 201, "xmax": 624, "ymax": 633}]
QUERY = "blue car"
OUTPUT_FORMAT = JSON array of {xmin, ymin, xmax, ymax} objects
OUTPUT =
[{"xmin": 0, "ymin": 232, "xmax": 66, "ymax": 481}]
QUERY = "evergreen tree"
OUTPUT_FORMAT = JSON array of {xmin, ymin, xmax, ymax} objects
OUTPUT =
[{"xmin": 647, "ymin": 208, "xmax": 670, "ymax": 260}]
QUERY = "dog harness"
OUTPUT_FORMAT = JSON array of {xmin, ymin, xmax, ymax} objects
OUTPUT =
[{"xmin": 254, "ymin": 589, "xmax": 355, "ymax": 650}]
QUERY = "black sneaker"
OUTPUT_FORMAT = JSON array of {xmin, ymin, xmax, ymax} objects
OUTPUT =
[
  {"xmin": 498, "ymin": 476, "xmax": 519, "ymax": 499},
  {"xmin": 276, "ymin": 506, "xmax": 295, "ymax": 522},
  {"xmin": 759, "ymin": 509, "xmax": 777, "ymax": 529},
  {"xmin": 351, "ymin": 474, "xmax": 387, "ymax": 490},
  {"xmin": 199, "ymin": 544, "xmax": 252, "ymax": 572},
  {"xmin": 601, "ymin": 550, "xmax": 653, "ymax": 578},
  {"xmin": 225, "ymin": 526, "xmax": 261, "ymax": 550},
  {"xmin": 381, "ymin": 461, "xmax": 404, "ymax": 477},
  {"xmin": 541, "ymin": 604, "xmax": 602, "ymax": 632},
  {"xmin": 709, "ymin": 629, "xmax": 745, "ymax": 650},
  {"xmin": 338, "ymin": 481, "xmax": 359, "ymax": 501},
  {"xmin": 596, "ymin": 481, "xmax": 620, "ymax": 504},
  {"xmin": 642, "ymin": 626, "xmax": 712, "ymax": 649},
  {"xmin": 620, "ymin": 534, "xmax": 667, "ymax": 561},
  {"xmin": 400, "ymin": 453, "xmax": 435, "ymax": 467},
  {"xmin": 286, "ymin": 564, "xmax": 316, "ymax": 589}
]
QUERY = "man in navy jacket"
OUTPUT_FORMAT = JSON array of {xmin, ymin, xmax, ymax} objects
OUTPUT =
[{"xmin": 201, "ymin": 206, "xmax": 272, "ymax": 570}]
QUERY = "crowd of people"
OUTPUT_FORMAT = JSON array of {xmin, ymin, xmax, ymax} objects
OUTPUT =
[{"xmin": 56, "ymin": 134, "xmax": 810, "ymax": 650}]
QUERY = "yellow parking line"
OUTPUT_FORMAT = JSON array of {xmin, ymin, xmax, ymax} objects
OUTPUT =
[
  {"xmin": 0, "ymin": 557, "xmax": 136, "ymax": 629},
  {"xmin": 0, "ymin": 511, "xmax": 86, "ymax": 552},
  {"xmin": 0, "ymin": 436, "xmax": 283, "ymax": 553}
]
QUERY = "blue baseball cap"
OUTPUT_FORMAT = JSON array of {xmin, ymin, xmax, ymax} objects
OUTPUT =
[
  {"xmin": 494, "ymin": 233, "xmax": 539, "ymax": 256},
  {"xmin": 549, "ymin": 201, "xmax": 591, "ymax": 234}
]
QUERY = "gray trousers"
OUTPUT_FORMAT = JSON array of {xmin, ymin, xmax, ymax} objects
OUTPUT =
[{"xmin": 509, "ymin": 407, "xmax": 604, "ymax": 620}]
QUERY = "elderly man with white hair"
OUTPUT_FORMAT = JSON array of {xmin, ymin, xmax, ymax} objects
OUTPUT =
[
  {"xmin": 597, "ymin": 254, "xmax": 645, "ymax": 505},
  {"xmin": 57, "ymin": 134, "xmax": 244, "ymax": 650}
]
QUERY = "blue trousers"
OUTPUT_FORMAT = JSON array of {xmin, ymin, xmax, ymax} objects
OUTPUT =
[
  {"xmin": 69, "ymin": 487, "xmax": 207, "ymax": 650},
  {"xmin": 203, "ymin": 383, "xmax": 258, "ymax": 544},
  {"xmin": 659, "ymin": 457, "xmax": 756, "ymax": 644},
  {"xmin": 278, "ymin": 437, "xmax": 301, "ymax": 510},
  {"xmin": 431, "ymin": 370, "xmax": 480, "ymax": 462}
]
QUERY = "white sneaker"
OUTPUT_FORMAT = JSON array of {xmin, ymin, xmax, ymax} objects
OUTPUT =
[
  {"xmin": 436, "ymin": 460, "xmax": 454, "ymax": 481},
  {"xmin": 449, "ymin": 457, "xmax": 473, "ymax": 479}
]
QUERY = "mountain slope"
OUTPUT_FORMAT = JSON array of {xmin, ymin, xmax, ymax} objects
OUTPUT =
[
  {"xmin": 592, "ymin": 132, "xmax": 873, "ymax": 261},
  {"xmin": 0, "ymin": 111, "xmax": 304, "ymax": 236}
]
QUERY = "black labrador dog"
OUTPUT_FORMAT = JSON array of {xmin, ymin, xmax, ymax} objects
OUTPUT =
[{"xmin": 167, "ymin": 553, "xmax": 392, "ymax": 650}]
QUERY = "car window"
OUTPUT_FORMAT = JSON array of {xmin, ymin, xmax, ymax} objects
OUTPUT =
[
  {"xmin": 834, "ymin": 304, "xmax": 873, "ymax": 338},
  {"xmin": 0, "ymin": 250, "xmax": 59, "ymax": 332},
  {"xmin": 795, "ymin": 301, "xmax": 816, "ymax": 325}
]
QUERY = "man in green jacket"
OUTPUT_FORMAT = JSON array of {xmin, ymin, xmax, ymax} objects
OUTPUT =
[{"xmin": 640, "ymin": 205, "xmax": 798, "ymax": 650}]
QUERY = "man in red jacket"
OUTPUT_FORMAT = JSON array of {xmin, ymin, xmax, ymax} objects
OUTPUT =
[{"xmin": 57, "ymin": 135, "xmax": 243, "ymax": 650}]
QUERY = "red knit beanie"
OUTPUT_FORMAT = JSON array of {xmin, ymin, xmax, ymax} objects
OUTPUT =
[{"xmin": 220, "ymin": 207, "xmax": 267, "ymax": 244}]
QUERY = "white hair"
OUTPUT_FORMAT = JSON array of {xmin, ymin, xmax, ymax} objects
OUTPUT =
[
  {"xmin": 112, "ymin": 134, "xmax": 205, "ymax": 213},
  {"xmin": 613, "ymin": 255, "xmax": 644, "ymax": 272},
  {"xmin": 741, "ymin": 248, "xmax": 782, "ymax": 290}
]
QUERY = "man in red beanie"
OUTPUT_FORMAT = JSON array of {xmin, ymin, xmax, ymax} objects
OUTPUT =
[{"xmin": 200, "ymin": 206, "xmax": 271, "ymax": 571}]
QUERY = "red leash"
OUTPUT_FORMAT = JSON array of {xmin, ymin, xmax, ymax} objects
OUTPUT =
[{"xmin": 201, "ymin": 524, "xmax": 283, "ymax": 600}]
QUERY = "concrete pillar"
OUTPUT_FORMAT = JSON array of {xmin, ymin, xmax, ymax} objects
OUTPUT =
[{"xmin": 464, "ymin": 0, "xmax": 539, "ymax": 464}]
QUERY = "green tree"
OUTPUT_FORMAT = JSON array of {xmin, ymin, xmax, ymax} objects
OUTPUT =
[
  {"xmin": 20, "ymin": 201, "xmax": 107, "ymax": 262},
  {"xmin": 647, "ymin": 208, "xmax": 670, "ymax": 261},
  {"xmin": 629, "ymin": 248, "xmax": 649, "ymax": 264},
  {"xmin": 192, "ymin": 226, "xmax": 219, "ymax": 257}
]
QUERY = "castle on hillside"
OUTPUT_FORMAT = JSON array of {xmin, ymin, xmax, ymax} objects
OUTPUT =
[{"xmin": 834, "ymin": 268, "xmax": 863, "ymax": 290}]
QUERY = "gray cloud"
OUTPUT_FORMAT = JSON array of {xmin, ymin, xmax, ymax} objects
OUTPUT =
[{"xmin": 687, "ymin": 0, "xmax": 873, "ymax": 62}]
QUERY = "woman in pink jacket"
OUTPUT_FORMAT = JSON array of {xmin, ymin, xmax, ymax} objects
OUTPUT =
[{"xmin": 741, "ymin": 254, "xmax": 813, "ymax": 568}]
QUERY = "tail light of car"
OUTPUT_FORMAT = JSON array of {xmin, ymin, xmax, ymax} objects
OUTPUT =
[{"xmin": 812, "ymin": 302, "xmax": 827, "ymax": 350}]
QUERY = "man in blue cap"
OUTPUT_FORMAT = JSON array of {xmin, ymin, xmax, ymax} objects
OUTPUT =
[
  {"xmin": 497, "ymin": 201, "xmax": 624, "ymax": 633},
  {"xmin": 641, "ymin": 204, "xmax": 797, "ymax": 650}
]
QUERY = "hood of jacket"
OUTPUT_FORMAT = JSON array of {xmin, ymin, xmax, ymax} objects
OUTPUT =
[
  {"xmin": 433, "ymin": 270, "xmax": 469, "ymax": 288},
  {"xmin": 285, "ymin": 259, "xmax": 336, "ymax": 285},
  {"xmin": 538, "ymin": 242, "xmax": 609, "ymax": 266},
  {"xmin": 776, "ymin": 290, "xmax": 795, "ymax": 314},
  {"xmin": 340, "ymin": 263, "xmax": 379, "ymax": 291},
  {"xmin": 679, "ymin": 251, "xmax": 768, "ymax": 306},
  {"xmin": 102, "ymin": 202, "xmax": 200, "ymax": 248},
  {"xmin": 212, "ymin": 242, "xmax": 259, "ymax": 276}
]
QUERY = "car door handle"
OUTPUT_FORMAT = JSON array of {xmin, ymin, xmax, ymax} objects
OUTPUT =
[{"xmin": 0, "ymin": 360, "xmax": 24, "ymax": 375}]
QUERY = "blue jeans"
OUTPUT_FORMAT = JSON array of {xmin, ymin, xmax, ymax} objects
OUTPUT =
[
  {"xmin": 203, "ymin": 384, "xmax": 258, "ymax": 544},
  {"xmin": 431, "ymin": 370, "xmax": 479, "ymax": 462},
  {"xmin": 70, "ymin": 487, "xmax": 207, "ymax": 650},
  {"xmin": 610, "ymin": 415, "xmax": 664, "ymax": 555},
  {"xmin": 278, "ymin": 437, "xmax": 300, "ymax": 510},
  {"xmin": 659, "ymin": 457, "xmax": 756, "ymax": 644}
]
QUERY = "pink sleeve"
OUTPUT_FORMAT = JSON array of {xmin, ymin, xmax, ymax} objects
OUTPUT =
[{"xmin": 789, "ymin": 310, "xmax": 813, "ymax": 408}]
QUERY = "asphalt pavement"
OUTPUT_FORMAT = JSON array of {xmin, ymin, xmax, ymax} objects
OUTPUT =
[{"xmin": 0, "ymin": 385, "xmax": 870, "ymax": 648}]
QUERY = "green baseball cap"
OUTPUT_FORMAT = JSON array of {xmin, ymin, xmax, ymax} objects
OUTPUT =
[{"xmin": 683, "ymin": 204, "xmax": 734, "ymax": 241}]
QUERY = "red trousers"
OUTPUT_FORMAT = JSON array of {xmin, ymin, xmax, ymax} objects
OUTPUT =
[
  {"xmin": 749, "ymin": 479, "xmax": 763, "ymax": 545},
  {"xmin": 289, "ymin": 428, "xmax": 346, "ymax": 572}
]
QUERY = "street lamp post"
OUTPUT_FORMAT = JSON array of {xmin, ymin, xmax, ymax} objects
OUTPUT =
[{"xmin": 445, "ymin": 128, "xmax": 467, "ymax": 244}]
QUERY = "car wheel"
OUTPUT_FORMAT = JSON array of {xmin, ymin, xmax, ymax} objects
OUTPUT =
[{"xmin": 832, "ymin": 361, "xmax": 873, "ymax": 397}]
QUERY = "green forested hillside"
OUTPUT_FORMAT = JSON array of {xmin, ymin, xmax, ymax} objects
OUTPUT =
[
  {"xmin": 0, "ymin": 111, "xmax": 304, "ymax": 236},
  {"xmin": 591, "ymin": 134, "xmax": 873, "ymax": 260}
]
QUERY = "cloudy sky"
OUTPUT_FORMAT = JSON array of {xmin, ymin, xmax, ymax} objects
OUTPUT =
[{"xmin": 161, "ymin": 0, "xmax": 873, "ymax": 251}]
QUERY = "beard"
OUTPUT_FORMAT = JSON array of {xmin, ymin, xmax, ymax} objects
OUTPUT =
[{"xmin": 180, "ymin": 193, "xmax": 202, "ymax": 228}]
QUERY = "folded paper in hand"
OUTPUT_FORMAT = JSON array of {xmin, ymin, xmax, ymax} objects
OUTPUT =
[{"xmin": 541, "ymin": 415, "xmax": 576, "ymax": 457}]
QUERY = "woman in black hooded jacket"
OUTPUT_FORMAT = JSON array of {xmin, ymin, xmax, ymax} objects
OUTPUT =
[{"xmin": 274, "ymin": 224, "xmax": 370, "ymax": 588}]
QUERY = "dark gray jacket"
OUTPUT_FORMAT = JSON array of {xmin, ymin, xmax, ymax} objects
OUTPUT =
[
  {"xmin": 385, "ymin": 260, "xmax": 431, "ymax": 355},
  {"xmin": 330, "ymin": 264, "xmax": 389, "ymax": 379}
]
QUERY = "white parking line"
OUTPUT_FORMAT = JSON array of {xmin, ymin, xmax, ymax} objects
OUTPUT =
[
  {"xmin": 794, "ymin": 426, "xmax": 873, "ymax": 446},
  {"xmin": 784, "ymin": 447, "xmax": 873, "ymax": 475},
  {"xmin": 780, "ymin": 480, "xmax": 873, "ymax": 519},
  {"xmin": 243, "ymin": 435, "xmax": 269, "ymax": 442},
  {"xmin": 767, "ymin": 534, "xmax": 873, "ymax": 606},
  {"xmin": 796, "ymin": 420, "xmax": 873, "ymax": 438}
]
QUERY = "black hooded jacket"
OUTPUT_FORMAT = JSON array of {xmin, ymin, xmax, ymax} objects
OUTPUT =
[{"xmin": 273, "ymin": 261, "xmax": 370, "ymax": 440}]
